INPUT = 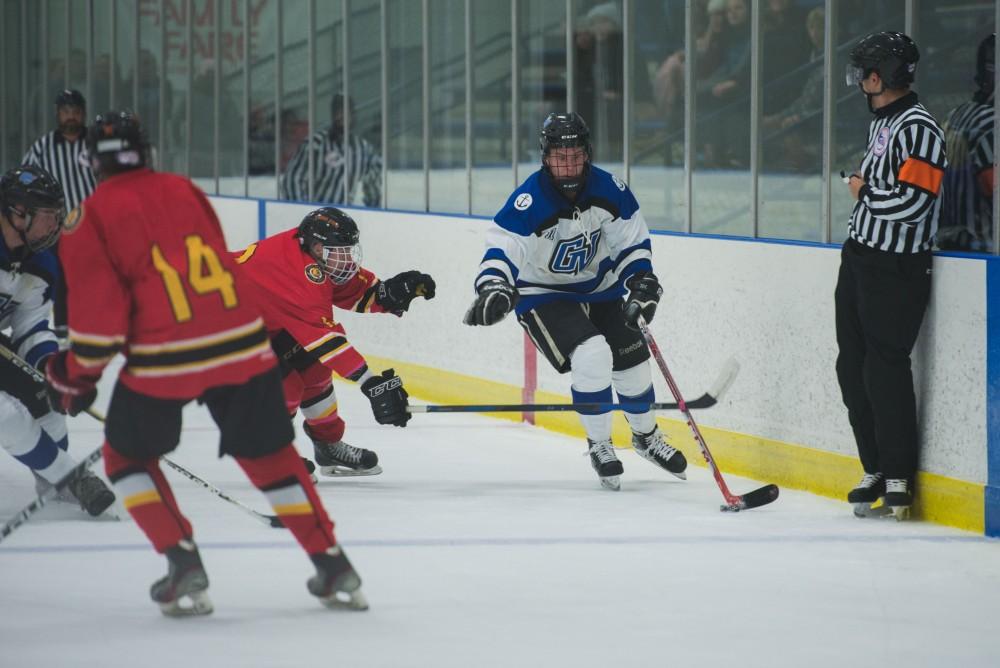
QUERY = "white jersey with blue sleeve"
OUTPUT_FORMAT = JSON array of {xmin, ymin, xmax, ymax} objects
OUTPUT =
[
  {"xmin": 474, "ymin": 166, "xmax": 653, "ymax": 315},
  {"xmin": 0, "ymin": 240, "xmax": 60, "ymax": 368}
]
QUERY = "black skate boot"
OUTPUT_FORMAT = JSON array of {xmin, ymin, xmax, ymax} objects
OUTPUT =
[
  {"xmin": 587, "ymin": 438, "xmax": 623, "ymax": 491},
  {"xmin": 66, "ymin": 469, "xmax": 116, "ymax": 517},
  {"xmin": 150, "ymin": 540, "xmax": 213, "ymax": 617},
  {"xmin": 301, "ymin": 457, "xmax": 319, "ymax": 484},
  {"xmin": 307, "ymin": 545, "xmax": 368, "ymax": 611},
  {"xmin": 883, "ymin": 478, "xmax": 912, "ymax": 521},
  {"xmin": 848, "ymin": 473, "xmax": 888, "ymax": 518},
  {"xmin": 631, "ymin": 428, "xmax": 687, "ymax": 480},
  {"xmin": 305, "ymin": 424, "xmax": 381, "ymax": 477}
]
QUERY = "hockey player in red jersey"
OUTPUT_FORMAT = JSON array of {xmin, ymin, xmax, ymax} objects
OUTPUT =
[
  {"xmin": 44, "ymin": 110, "xmax": 367, "ymax": 615},
  {"xmin": 233, "ymin": 206, "xmax": 435, "ymax": 477}
]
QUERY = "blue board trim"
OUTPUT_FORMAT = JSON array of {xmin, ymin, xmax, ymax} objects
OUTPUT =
[{"xmin": 986, "ymin": 257, "xmax": 1000, "ymax": 537}]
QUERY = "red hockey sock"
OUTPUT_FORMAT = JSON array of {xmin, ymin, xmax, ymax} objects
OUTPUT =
[
  {"xmin": 103, "ymin": 443, "xmax": 193, "ymax": 553},
  {"xmin": 235, "ymin": 445, "xmax": 337, "ymax": 555}
]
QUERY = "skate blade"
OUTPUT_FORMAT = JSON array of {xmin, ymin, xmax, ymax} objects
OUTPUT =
[
  {"xmin": 158, "ymin": 590, "xmax": 214, "ymax": 617},
  {"xmin": 890, "ymin": 506, "xmax": 911, "ymax": 521},
  {"xmin": 599, "ymin": 475, "xmax": 621, "ymax": 491},
  {"xmin": 853, "ymin": 502, "xmax": 893, "ymax": 519},
  {"xmin": 319, "ymin": 588, "xmax": 369, "ymax": 611},
  {"xmin": 669, "ymin": 469, "xmax": 687, "ymax": 481},
  {"xmin": 319, "ymin": 464, "xmax": 383, "ymax": 477}
]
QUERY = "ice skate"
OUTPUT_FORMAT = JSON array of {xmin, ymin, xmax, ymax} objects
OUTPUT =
[
  {"xmin": 631, "ymin": 428, "xmax": 687, "ymax": 480},
  {"xmin": 847, "ymin": 473, "xmax": 891, "ymax": 518},
  {"xmin": 65, "ymin": 468, "xmax": 116, "ymax": 517},
  {"xmin": 587, "ymin": 438, "xmax": 623, "ymax": 491},
  {"xmin": 307, "ymin": 545, "xmax": 368, "ymax": 611},
  {"xmin": 884, "ymin": 478, "xmax": 912, "ymax": 521},
  {"xmin": 312, "ymin": 439, "xmax": 382, "ymax": 477},
  {"xmin": 150, "ymin": 540, "xmax": 213, "ymax": 617},
  {"xmin": 33, "ymin": 471, "xmax": 79, "ymax": 505},
  {"xmin": 301, "ymin": 457, "xmax": 319, "ymax": 484}
]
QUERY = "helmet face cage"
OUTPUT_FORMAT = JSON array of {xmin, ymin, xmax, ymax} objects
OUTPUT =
[
  {"xmin": 0, "ymin": 167, "xmax": 65, "ymax": 254},
  {"xmin": 540, "ymin": 112, "xmax": 593, "ymax": 194},
  {"xmin": 319, "ymin": 243, "xmax": 363, "ymax": 284}
]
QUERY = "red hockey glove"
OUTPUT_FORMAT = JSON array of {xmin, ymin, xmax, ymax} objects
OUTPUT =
[{"xmin": 45, "ymin": 352, "xmax": 98, "ymax": 416}]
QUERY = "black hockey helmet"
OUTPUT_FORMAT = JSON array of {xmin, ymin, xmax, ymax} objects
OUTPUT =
[
  {"xmin": 55, "ymin": 89, "xmax": 86, "ymax": 109},
  {"xmin": 0, "ymin": 165, "xmax": 66, "ymax": 254},
  {"xmin": 85, "ymin": 109, "xmax": 150, "ymax": 178},
  {"xmin": 846, "ymin": 31, "xmax": 920, "ymax": 90},
  {"xmin": 975, "ymin": 33, "xmax": 995, "ymax": 96},
  {"xmin": 295, "ymin": 207, "xmax": 363, "ymax": 284},
  {"xmin": 540, "ymin": 112, "xmax": 593, "ymax": 196}
]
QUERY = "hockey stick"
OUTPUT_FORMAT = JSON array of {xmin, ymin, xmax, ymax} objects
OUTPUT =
[
  {"xmin": 407, "ymin": 358, "xmax": 739, "ymax": 414},
  {"xmin": 637, "ymin": 318, "xmax": 779, "ymax": 512},
  {"xmin": 0, "ymin": 343, "xmax": 283, "ymax": 529},
  {"xmin": 0, "ymin": 444, "xmax": 105, "ymax": 545}
]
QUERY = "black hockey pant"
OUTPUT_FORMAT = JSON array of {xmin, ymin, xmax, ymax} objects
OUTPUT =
[{"xmin": 834, "ymin": 238, "xmax": 931, "ymax": 481}]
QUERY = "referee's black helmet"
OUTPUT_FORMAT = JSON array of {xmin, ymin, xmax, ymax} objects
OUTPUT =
[
  {"xmin": 847, "ymin": 31, "xmax": 920, "ymax": 90},
  {"xmin": 85, "ymin": 109, "xmax": 150, "ymax": 177},
  {"xmin": 55, "ymin": 89, "xmax": 86, "ymax": 109}
]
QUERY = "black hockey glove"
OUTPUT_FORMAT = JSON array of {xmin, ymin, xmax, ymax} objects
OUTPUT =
[
  {"xmin": 463, "ymin": 280, "xmax": 518, "ymax": 326},
  {"xmin": 375, "ymin": 270, "xmax": 436, "ymax": 316},
  {"xmin": 361, "ymin": 368, "xmax": 411, "ymax": 427},
  {"xmin": 622, "ymin": 270, "xmax": 662, "ymax": 330}
]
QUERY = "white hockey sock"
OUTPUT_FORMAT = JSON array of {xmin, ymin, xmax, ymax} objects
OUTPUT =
[
  {"xmin": 570, "ymin": 336, "xmax": 614, "ymax": 441},
  {"xmin": 613, "ymin": 361, "xmax": 656, "ymax": 435}
]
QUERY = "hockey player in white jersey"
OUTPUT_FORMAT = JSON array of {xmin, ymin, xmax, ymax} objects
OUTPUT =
[
  {"xmin": 0, "ymin": 165, "xmax": 115, "ymax": 516},
  {"xmin": 464, "ymin": 112, "xmax": 686, "ymax": 490}
]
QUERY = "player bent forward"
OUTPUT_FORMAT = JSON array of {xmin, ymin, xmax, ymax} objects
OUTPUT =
[
  {"xmin": 45, "ymin": 110, "xmax": 367, "ymax": 615},
  {"xmin": 233, "ymin": 206, "xmax": 435, "ymax": 477},
  {"xmin": 464, "ymin": 112, "xmax": 686, "ymax": 491},
  {"xmin": 0, "ymin": 165, "xmax": 114, "ymax": 516}
]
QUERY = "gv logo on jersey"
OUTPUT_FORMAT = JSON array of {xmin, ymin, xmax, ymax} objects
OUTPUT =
[{"xmin": 549, "ymin": 230, "xmax": 602, "ymax": 274}]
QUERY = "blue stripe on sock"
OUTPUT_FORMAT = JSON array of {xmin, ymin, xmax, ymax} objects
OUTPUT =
[
  {"xmin": 572, "ymin": 386, "xmax": 613, "ymax": 415},
  {"xmin": 14, "ymin": 431, "xmax": 60, "ymax": 471},
  {"xmin": 54, "ymin": 436, "xmax": 69, "ymax": 452},
  {"xmin": 616, "ymin": 384, "xmax": 655, "ymax": 414}
]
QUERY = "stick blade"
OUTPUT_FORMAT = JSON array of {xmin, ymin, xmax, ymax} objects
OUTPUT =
[
  {"xmin": 741, "ymin": 484, "xmax": 780, "ymax": 510},
  {"xmin": 707, "ymin": 357, "xmax": 740, "ymax": 404}
]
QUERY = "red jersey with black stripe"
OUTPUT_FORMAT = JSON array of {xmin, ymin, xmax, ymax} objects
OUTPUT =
[
  {"xmin": 233, "ymin": 228, "xmax": 387, "ymax": 378},
  {"xmin": 59, "ymin": 168, "xmax": 275, "ymax": 399}
]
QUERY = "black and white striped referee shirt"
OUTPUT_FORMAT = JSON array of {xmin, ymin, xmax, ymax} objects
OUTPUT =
[
  {"xmin": 280, "ymin": 129, "xmax": 382, "ymax": 207},
  {"xmin": 21, "ymin": 129, "xmax": 97, "ymax": 210},
  {"xmin": 939, "ymin": 91, "xmax": 994, "ymax": 251},
  {"xmin": 851, "ymin": 92, "xmax": 946, "ymax": 254}
]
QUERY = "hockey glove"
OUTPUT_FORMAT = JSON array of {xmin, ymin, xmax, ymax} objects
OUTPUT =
[
  {"xmin": 361, "ymin": 368, "xmax": 411, "ymax": 427},
  {"xmin": 45, "ymin": 352, "xmax": 98, "ymax": 416},
  {"xmin": 375, "ymin": 270, "xmax": 436, "ymax": 315},
  {"xmin": 463, "ymin": 280, "xmax": 518, "ymax": 326},
  {"xmin": 622, "ymin": 270, "xmax": 662, "ymax": 330}
]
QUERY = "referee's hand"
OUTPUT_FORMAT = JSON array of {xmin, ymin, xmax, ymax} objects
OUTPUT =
[{"xmin": 845, "ymin": 172, "xmax": 864, "ymax": 201}]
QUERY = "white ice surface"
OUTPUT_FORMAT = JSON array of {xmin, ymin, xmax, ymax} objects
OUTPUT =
[{"xmin": 1, "ymin": 381, "xmax": 998, "ymax": 668}]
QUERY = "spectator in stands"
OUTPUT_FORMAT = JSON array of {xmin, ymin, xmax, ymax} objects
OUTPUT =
[
  {"xmin": 698, "ymin": 0, "xmax": 750, "ymax": 167},
  {"xmin": 574, "ymin": 2, "xmax": 625, "ymax": 160}
]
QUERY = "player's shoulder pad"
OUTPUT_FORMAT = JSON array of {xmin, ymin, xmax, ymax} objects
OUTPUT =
[
  {"xmin": 494, "ymin": 172, "xmax": 560, "ymax": 236},
  {"xmin": 20, "ymin": 248, "xmax": 59, "ymax": 287},
  {"xmin": 586, "ymin": 166, "xmax": 639, "ymax": 220}
]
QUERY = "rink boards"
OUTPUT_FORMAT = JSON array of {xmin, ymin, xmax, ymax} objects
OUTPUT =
[{"xmin": 207, "ymin": 194, "xmax": 999, "ymax": 536}]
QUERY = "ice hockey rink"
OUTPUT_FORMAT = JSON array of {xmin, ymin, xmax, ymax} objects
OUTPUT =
[{"xmin": 1, "ymin": 380, "xmax": 997, "ymax": 668}]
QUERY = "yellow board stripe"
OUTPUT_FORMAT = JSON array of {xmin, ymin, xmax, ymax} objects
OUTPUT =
[
  {"xmin": 124, "ymin": 489, "xmax": 162, "ymax": 510},
  {"xmin": 273, "ymin": 502, "xmax": 314, "ymax": 516},
  {"xmin": 364, "ymin": 354, "xmax": 986, "ymax": 534}
]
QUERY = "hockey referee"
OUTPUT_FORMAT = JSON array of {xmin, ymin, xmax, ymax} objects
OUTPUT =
[
  {"xmin": 837, "ymin": 31, "xmax": 946, "ymax": 520},
  {"xmin": 22, "ymin": 89, "xmax": 98, "ymax": 339}
]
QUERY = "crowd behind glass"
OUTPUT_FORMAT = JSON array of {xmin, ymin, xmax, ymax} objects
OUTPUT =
[{"xmin": 1, "ymin": 0, "xmax": 996, "ymax": 251}]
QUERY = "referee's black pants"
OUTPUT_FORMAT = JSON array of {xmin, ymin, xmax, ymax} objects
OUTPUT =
[{"xmin": 834, "ymin": 238, "xmax": 931, "ymax": 481}]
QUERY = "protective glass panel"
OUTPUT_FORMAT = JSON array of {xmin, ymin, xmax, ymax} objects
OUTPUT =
[
  {"xmin": 470, "ymin": 0, "xmax": 512, "ymax": 217},
  {"xmin": 386, "ymin": 0, "xmax": 425, "ymax": 211},
  {"xmin": 917, "ymin": 0, "xmax": 997, "ymax": 253},
  {"xmin": 248, "ymin": 0, "xmax": 277, "ymax": 198},
  {"xmin": 114, "ymin": 0, "xmax": 136, "ymax": 111},
  {"xmin": 218, "ymin": 0, "xmax": 247, "ymax": 196},
  {"xmin": 692, "ymin": 0, "xmax": 752, "ymax": 236},
  {"xmin": 188, "ymin": 0, "xmax": 217, "ymax": 192},
  {"xmin": 630, "ymin": 0, "xmax": 686, "ymax": 231},
  {"xmin": 517, "ymin": 1, "xmax": 565, "ymax": 181},
  {"xmin": 759, "ymin": 1, "xmax": 825, "ymax": 241},
  {"xmin": 428, "ymin": 0, "xmax": 468, "ymax": 214},
  {"xmin": 160, "ymin": 0, "xmax": 189, "ymax": 175},
  {"xmin": 277, "ymin": 0, "xmax": 310, "ymax": 201},
  {"xmin": 574, "ymin": 0, "xmax": 624, "ymax": 167},
  {"xmin": 346, "ymin": 0, "xmax": 384, "ymax": 209}
]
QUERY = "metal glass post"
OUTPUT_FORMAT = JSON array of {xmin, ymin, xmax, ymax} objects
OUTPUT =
[
  {"xmin": 343, "ymin": 0, "xmax": 351, "ymax": 206},
  {"xmin": 380, "ymin": 0, "xmax": 387, "ymax": 207},
  {"xmin": 307, "ymin": 0, "xmax": 315, "ymax": 202},
  {"xmin": 683, "ymin": 0, "xmax": 693, "ymax": 233},
  {"xmin": 243, "ymin": 0, "xmax": 249, "ymax": 196},
  {"xmin": 511, "ymin": 0, "xmax": 519, "ymax": 188},
  {"xmin": 749, "ymin": 0, "xmax": 760, "ymax": 238},
  {"xmin": 159, "ymin": 0, "xmax": 166, "ymax": 169},
  {"xmin": 422, "ymin": 0, "xmax": 429, "ymax": 211},
  {"xmin": 821, "ymin": 0, "xmax": 834, "ymax": 244},
  {"xmin": 994, "ymin": 0, "xmax": 1000, "ymax": 254},
  {"xmin": 21, "ymin": 0, "xmax": 27, "ymax": 152},
  {"xmin": 110, "ymin": 0, "xmax": 116, "ymax": 107},
  {"xmin": 623, "ymin": 0, "xmax": 631, "ymax": 184},
  {"xmin": 134, "ymin": 0, "xmax": 140, "ymax": 112},
  {"xmin": 185, "ymin": 0, "xmax": 192, "ymax": 176},
  {"xmin": 214, "ymin": 0, "xmax": 221, "ymax": 194},
  {"xmin": 41, "ymin": 0, "xmax": 47, "ymax": 134},
  {"xmin": 275, "ymin": 1, "xmax": 282, "ymax": 197},
  {"xmin": 86, "ymin": 0, "xmax": 93, "ymax": 122},
  {"xmin": 566, "ymin": 0, "xmax": 574, "ymax": 111},
  {"xmin": 464, "ymin": 0, "xmax": 472, "ymax": 215}
]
